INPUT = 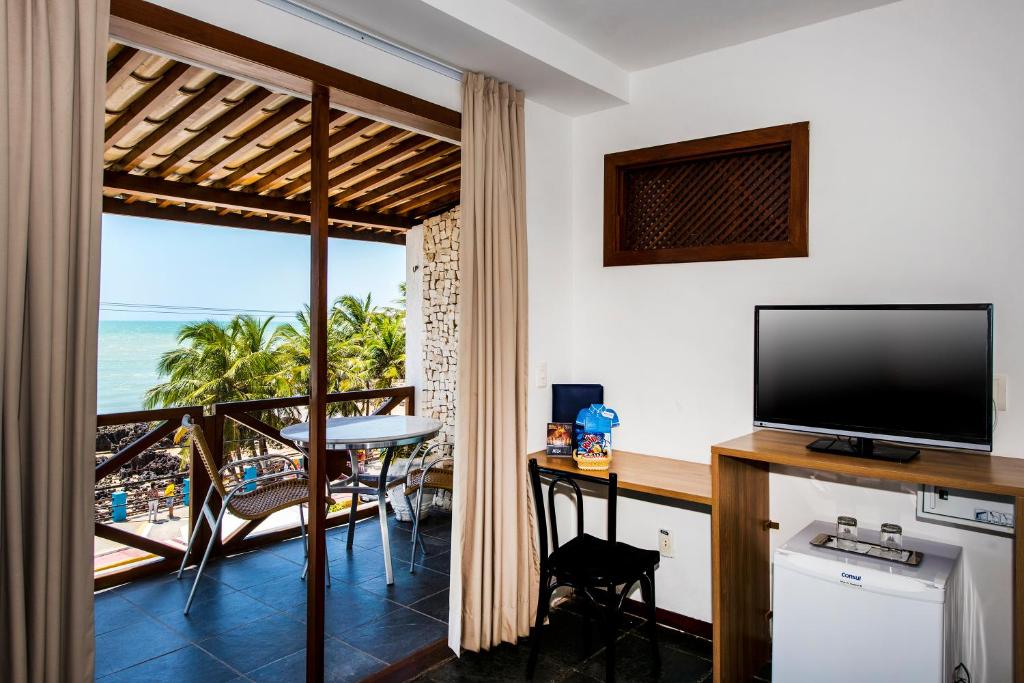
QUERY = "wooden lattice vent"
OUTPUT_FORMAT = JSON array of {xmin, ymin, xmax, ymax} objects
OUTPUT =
[{"xmin": 604, "ymin": 122, "xmax": 808, "ymax": 266}]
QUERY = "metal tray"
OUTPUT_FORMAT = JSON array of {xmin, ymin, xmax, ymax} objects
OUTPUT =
[{"xmin": 809, "ymin": 532, "xmax": 923, "ymax": 567}]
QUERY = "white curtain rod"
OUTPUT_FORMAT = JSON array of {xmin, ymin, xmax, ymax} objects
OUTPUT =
[{"xmin": 257, "ymin": 0, "xmax": 464, "ymax": 81}]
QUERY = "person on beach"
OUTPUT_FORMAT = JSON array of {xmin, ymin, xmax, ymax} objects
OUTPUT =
[
  {"xmin": 163, "ymin": 482, "xmax": 177, "ymax": 520},
  {"xmin": 146, "ymin": 483, "xmax": 159, "ymax": 522}
]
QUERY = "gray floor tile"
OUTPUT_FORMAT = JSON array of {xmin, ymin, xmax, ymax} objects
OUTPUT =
[
  {"xmin": 97, "ymin": 644, "xmax": 238, "ymax": 683},
  {"xmin": 94, "ymin": 615, "xmax": 189, "ymax": 678},
  {"xmin": 336, "ymin": 605, "xmax": 447, "ymax": 664},
  {"xmin": 247, "ymin": 637, "xmax": 384, "ymax": 683},
  {"xmin": 199, "ymin": 613, "xmax": 307, "ymax": 674}
]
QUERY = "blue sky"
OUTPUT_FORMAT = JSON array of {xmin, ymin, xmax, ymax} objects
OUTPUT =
[{"xmin": 99, "ymin": 214, "xmax": 407, "ymax": 321}]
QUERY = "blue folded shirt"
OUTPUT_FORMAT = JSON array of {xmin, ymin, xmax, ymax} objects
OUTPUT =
[{"xmin": 575, "ymin": 404, "xmax": 620, "ymax": 433}]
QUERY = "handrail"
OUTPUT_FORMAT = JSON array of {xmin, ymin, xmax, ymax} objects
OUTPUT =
[
  {"xmin": 212, "ymin": 386, "xmax": 414, "ymax": 415},
  {"xmin": 94, "ymin": 385, "xmax": 416, "ymax": 588}
]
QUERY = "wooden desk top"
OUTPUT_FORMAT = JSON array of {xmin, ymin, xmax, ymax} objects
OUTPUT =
[
  {"xmin": 528, "ymin": 450, "xmax": 713, "ymax": 506},
  {"xmin": 713, "ymin": 430, "xmax": 1024, "ymax": 498}
]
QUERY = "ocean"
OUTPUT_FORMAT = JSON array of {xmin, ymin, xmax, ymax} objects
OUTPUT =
[{"xmin": 97, "ymin": 320, "xmax": 186, "ymax": 414}]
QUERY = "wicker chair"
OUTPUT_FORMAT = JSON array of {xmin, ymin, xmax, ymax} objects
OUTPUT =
[
  {"xmin": 405, "ymin": 442, "xmax": 453, "ymax": 572},
  {"xmin": 176, "ymin": 416, "xmax": 331, "ymax": 615}
]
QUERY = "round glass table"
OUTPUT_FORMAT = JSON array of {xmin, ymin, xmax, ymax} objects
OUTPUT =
[{"xmin": 281, "ymin": 415, "xmax": 442, "ymax": 584}]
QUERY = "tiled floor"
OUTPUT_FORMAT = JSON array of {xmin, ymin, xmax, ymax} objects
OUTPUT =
[
  {"xmin": 94, "ymin": 511, "xmax": 452, "ymax": 682},
  {"xmin": 415, "ymin": 598, "xmax": 715, "ymax": 683}
]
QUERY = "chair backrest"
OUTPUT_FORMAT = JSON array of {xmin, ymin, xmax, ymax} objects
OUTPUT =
[
  {"xmin": 183, "ymin": 417, "xmax": 228, "ymax": 498},
  {"xmin": 528, "ymin": 458, "xmax": 617, "ymax": 565}
]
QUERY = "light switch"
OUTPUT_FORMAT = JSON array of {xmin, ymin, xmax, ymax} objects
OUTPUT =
[{"xmin": 536, "ymin": 361, "xmax": 548, "ymax": 388}]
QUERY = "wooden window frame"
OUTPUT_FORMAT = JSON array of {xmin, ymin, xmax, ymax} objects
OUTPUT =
[{"xmin": 603, "ymin": 122, "xmax": 809, "ymax": 267}]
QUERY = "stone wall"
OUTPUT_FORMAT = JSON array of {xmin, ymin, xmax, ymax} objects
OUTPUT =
[{"xmin": 419, "ymin": 206, "xmax": 460, "ymax": 442}]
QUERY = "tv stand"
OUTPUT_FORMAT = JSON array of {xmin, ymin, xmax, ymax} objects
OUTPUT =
[
  {"xmin": 711, "ymin": 430, "xmax": 1024, "ymax": 683},
  {"xmin": 807, "ymin": 436, "xmax": 919, "ymax": 463}
]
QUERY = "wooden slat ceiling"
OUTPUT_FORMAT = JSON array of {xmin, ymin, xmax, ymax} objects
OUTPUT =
[{"xmin": 102, "ymin": 42, "xmax": 461, "ymax": 244}]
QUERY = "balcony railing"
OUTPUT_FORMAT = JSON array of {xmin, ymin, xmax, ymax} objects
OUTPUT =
[{"xmin": 94, "ymin": 386, "xmax": 416, "ymax": 589}]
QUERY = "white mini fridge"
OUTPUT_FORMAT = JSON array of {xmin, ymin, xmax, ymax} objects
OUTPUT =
[{"xmin": 772, "ymin": 521, "xmax": 962, "ymax": 683}]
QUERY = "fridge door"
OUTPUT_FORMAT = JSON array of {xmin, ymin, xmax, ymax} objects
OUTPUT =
[{"xmin": 772, "ymin": 554, "xmax": 945, "ymax": 683}]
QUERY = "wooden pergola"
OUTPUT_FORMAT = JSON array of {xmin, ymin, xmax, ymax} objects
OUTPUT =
[
  {"xmin": 105, "ymin": 1, "xmax": 463, "ymax": 680},
  {"xmin": 103, "ymin": 43, "xmax": 461, "ymax": 245}
]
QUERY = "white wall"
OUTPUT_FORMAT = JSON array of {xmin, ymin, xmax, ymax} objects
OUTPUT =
[
  {"xmin": 525, "ymin": 98, "xmax": 576, "ymax": 451},
  {"xmin": 565, "ymin": 1, "xmax": 1023, "ymax": 679}
]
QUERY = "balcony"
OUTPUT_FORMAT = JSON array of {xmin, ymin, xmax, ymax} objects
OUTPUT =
[{"xmin": 94, "ymin": 386, "xmax": 453, "ymax": 681}]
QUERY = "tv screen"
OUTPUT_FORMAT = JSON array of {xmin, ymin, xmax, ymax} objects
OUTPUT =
[{"xmin": 754, "ymin": 304, "xmax": 993, "ymax": 451}]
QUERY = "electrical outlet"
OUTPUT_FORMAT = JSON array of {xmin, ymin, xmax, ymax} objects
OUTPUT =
[
  {"xmin": 659, "ymin": 528, "xmax": 674, "ymax": 558},
  {"xmin": 994, "ymin": 374, "xmax": 1008, "ymax": 411}
]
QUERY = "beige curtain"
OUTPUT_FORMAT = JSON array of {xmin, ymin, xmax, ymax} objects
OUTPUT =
[
  {"xmin": 1, "ymin": 1, "xmax": 108, "ymax": 680},
  {"xmin": 449, "ymin": 72, "xmax": 537, "ymax": 653}
]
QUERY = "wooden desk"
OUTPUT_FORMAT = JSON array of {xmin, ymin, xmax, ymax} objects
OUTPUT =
[
  {"xmin": 711, "ymin": 430, "xmax": 1024, "ymax": 683},
  {"xmin": 529, "ymin": 450, "xmax": 712, "ymax": 506}
]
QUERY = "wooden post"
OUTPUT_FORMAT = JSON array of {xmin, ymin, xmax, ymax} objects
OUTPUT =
[
  {"xmin": 711, "ymin": 453, "xmax": 771, "ymax": 682},
  {"xmin": 305, "ymin": 83, "xmax": 330, "ymax": 683}
]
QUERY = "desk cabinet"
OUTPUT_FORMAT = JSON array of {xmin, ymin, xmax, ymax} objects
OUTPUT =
[{"xmin": 711, "ymin": 430, "xmax": 1024, "ymax": 683}]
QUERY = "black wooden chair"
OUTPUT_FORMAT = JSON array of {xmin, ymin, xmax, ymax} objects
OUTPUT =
[{"xmin": 527, "ymin": 458, "xmax": 660, "ymax": 682}]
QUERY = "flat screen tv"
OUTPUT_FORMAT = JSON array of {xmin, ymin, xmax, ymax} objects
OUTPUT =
[{"xmin": 754, "ymin": 304, "xmax": 993, "ymax": 462}]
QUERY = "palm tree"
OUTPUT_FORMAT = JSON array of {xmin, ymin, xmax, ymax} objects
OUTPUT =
[
  {"xmin": 332, "ymin": 293, "xmax": 376, "ymax": 336},
  {"xmin": 145, "ymin": 316, "xmax": 283, "ymax": 456},
  {"xmin": 145, "ymin": 316, "xmax": 281, "ymax": 408},
  {"xmin": 148, "ymin": 289, "xmax": 408, "ymax": 418},
  {"xmin": 363, "ymin": 314, "xmax": 406, "ymax": 389}
]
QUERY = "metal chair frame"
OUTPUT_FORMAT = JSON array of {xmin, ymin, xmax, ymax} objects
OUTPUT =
[
  {"xmin": 408, "ymin": 442, "xmax": 453, "ymax": 572},
  {"xmin": 176, "ymin": 416, "xmax": 329, "ymax": 615}
]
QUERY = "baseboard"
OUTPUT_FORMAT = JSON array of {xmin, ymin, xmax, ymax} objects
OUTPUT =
[
  {"xmin": 621, "ymin": 597, "xmax": 713, "ymax": 641},
  {"xmin": 361, "ymin": 637, "xmax": 453, "ymax": 683}
]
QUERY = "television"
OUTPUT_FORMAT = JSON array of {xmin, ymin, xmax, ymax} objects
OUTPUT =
[{"xmin": 754, "ymin": 304, "xmax": 993, "ymax": 462}]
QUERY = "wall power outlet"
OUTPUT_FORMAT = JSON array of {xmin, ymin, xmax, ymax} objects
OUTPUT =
[{"xmin": 659, "ymin": 528, "xmax": 674, "ymax": 558}]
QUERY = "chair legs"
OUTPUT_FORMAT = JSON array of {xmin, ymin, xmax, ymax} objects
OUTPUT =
[
  {"xmin": 526, "ymin": 575, "xmax": 553, "ymax": 679},
  {"xmin": 409, "ymin": 482, "xmax": 429, "ymax": 572},
  {"xmin": 346, "ymin": 492, "xmax": 359, "ymax": 549},
  {"xmin": 181, "ymin": 505, "xmax": 225, "ymax": 615},
  {"xmin": 604, "ymin": 582, "xmax": 619, "ymax": 683},
  {"xmin": 640, "ymin": 570, "xmax": 660, "ymax": 670},
  {"xmin": 300, "ymin": 503, "xmax": 332, "ymax": 587}
]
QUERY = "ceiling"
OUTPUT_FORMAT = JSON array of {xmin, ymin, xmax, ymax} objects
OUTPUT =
[
  {"xmin": 103, "ymin": 41, "xmax": 460, "ymax": 244},
  {"xmin": 504, "ymin": 0, "xmax": 898, "ymax": 71},
  {"xmin": 298, "ymin": 0, "xmax": 897, "ymax": 115}
]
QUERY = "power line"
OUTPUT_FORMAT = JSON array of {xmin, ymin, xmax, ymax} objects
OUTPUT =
[
  {"xmin": 100, "ymin": 301, "xmax": 300, "ymax": 315},
  {"xmin": 99, "ymin": 307, "xmax": 300, "ymax": 319}
]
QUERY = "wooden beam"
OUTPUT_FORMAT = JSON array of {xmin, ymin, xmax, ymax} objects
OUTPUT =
[
  {"xmin": 117, "ymin": 74, "xmax": 236, "ymax": 170},
  {"xmin": 249, "ymin": 118, "xmax": 376, "ymax": 194},
  {"xmin": 95, "ymin": 522, "xmax": 184, "ymax": 561},
  {"xmin": 333, "ymin": 145, "xmax": 453, "ymax": 204},
  {"xmin": 106, "ymin": 45, "xmax": 148, "ymax": 99},
  {"xmin": 306, "ymin": 83, "xmax": 330, "ymax": 683},
  {"xmin": 96, "ymin": 420, "xmax": 179, "ymax": 482},
  {"xmin": 276, "ymin": 128, "xmax": 406, "ymax": 198},
  {"xmin": 109, "ymin": 0, "xmax": 461, "ymax": 143},
  {"xmin": 104, "ymin": 171, "xmax": 415, "ymax": 229},
  {"xmin": 215, "ymin": 110, "xmax": 346, "ymax": 189},
  {"xmin": 350, "ymin": 156, "xmax": 460, "ymax": 209},
  {"xmin": 399, "ymin": 184, "xmax": 461, "ymax": 215},
  {"xmin": 375, "ymin": 168, "xmax": 461, "ymax": 212},
  {"xmin": 102, "ymin": 196, "xmax": 405, "ymax": 245},
  {"xmin": 152, "ymin": 88, "xmax": 278, "ymax": 177},
  {"xmin": 411, "ymin": 194, "xmax": 461, "ymax": 220},
  {"xmin": 187, "ymin": 98, "xmax": 309, "ymax": 183},
  {"xmin": 105, "ymin": 62, "xmax": 194, "ymax": 150},
  {"xmin": 312, "ymin": 135, "xmax": 434, "ymax": 200}
]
